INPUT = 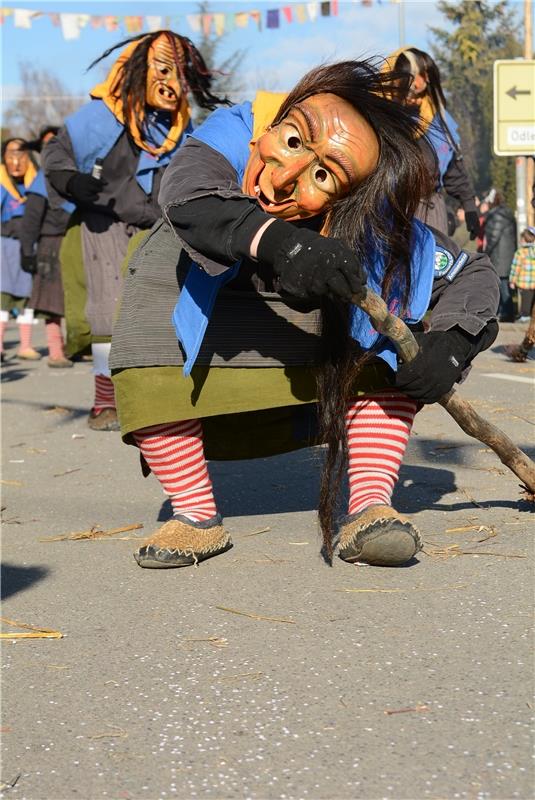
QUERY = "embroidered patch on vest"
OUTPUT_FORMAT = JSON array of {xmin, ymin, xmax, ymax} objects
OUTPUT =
[
  {"xmin": 445, "ymin": 251, "xmax": 470, "ymax": 283},
  {"xmin": 434, "ymin": 246, "xmax": 454, "ymax": 277},
  {"xmin": 434, "ymin": 247, "xmax": 469, "ymax": 282}
]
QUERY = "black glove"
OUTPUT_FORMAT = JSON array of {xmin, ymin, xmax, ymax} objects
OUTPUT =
[
  {"xmin": 464, "ymin": 209, "xmax": 481, "ymax": 240},
  {"xmin": 395, "ymin": 328, "xmax": 475, "ymax": 403},
  {"xmin": 257, "ymin": 219, "xmax": 367, "ymax": 302},
  {"xmin": 65, "ymin": 173, "xmax": 105, "ymax": 205},
  {"xmin": 20, "ymin": 253, "xmax": 38, "ymax": 275}
]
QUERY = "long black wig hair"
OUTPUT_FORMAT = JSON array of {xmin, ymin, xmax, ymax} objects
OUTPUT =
[
  {"xmin": 87, "ymin": 31, "xmax": 229, "ymax": 145},
  {"xmin": 393, "ymin": 47, "xmax": 459, "ymax": 153},
  {"xmin": 271, "ymin": 60, "xmax": 433, "ymax": 562}
]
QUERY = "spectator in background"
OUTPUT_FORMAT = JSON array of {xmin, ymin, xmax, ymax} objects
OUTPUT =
[
  {"xmin": 0, "ymin": 138, "xmax": 40, "ymax": 362},
  {"xmin": 509, "ymin": 226, "xmax": 535, "ymax": 323},
  {"xmin": 385, "ymin": 47, "xmax": 481, "ymax": 240},
  {"xmin": 451, "ymin": 205, "xmax": 478, "ymax": 253},
  {"xmin": 482, "ymin": 189, "xmax": 517, "ymax": 323},
  {"xmin": 19, "ymin": 131, "xmax": 72, "ymax": 367}
]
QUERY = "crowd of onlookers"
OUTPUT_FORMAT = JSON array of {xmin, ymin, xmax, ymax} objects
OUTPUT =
[{"xmin": 449, "ymin": 190, "xmax": 535, "ymax": 325}]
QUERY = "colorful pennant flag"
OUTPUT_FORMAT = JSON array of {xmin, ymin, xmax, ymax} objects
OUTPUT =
[{"xmin": 2, "ymin": 1, "xmax": 357, "ymax": 41}]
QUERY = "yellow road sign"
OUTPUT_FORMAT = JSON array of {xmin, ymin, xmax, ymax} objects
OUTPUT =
[{"xmin": 493, "ymin": 59, "xmax": 535, "ymax": 156}]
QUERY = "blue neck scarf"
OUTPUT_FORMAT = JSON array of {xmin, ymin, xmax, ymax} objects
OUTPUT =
[{"xmin": 65, "ymin": 99, "xmax": 191, "ymax": 195}]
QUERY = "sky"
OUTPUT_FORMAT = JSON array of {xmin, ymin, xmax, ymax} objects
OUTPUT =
[{"xmin": 0, "ymin": 0, "xmax": 526, "ymax": 110}]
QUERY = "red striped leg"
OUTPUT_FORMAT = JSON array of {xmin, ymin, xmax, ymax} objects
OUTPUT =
[
  {"xmin": 18, "ymin": 323, "xmax": 34, "ymax": 351},
  {"xmin": 93, "ymin": 374, "xmax": 116, "ymax": 411},
  {"xmin": 132, "ymin": 420, "xmax": 217, "ymax": 523},
  {"xmin": 45, "ymin": 318, "xmax": 65, "ymax": 360},
  {"xmin": 346, "ymin": 392, "xmax": 417, "ymax": 516}
]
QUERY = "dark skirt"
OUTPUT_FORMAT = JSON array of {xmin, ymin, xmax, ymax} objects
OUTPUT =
[{"xmin": 30, "ymin": 235, "xmax": 65, "ymax": 318}]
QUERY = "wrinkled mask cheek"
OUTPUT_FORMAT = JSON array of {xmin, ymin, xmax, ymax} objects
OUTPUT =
[{"xmin": 293, "ymin": 183, "xmax": 330, "ymax": 217}]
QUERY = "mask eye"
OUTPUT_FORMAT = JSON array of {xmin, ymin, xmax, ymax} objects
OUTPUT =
[
  {"xmin": 312, "ymin": 165, "xmax": 336, "ymax": 193},
  {"xmin": 153, "ymin": 62, "xmax": 171, "ymax": 78},
  {"xmin": 282, "ymin": 125, "xmax": 302, "ymax": 150}
]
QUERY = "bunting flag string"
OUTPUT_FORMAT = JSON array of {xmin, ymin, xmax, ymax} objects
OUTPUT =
[{"xmin": 0, "ymin": 1, "xmax": 398, "ymax": 40}]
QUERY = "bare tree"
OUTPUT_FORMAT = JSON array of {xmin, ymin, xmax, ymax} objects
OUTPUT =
[
  {"xmin": 193, "ymin": 1, "xmax": 247, "ymax": 122},
  {"xmin": 4, "ymin": 62, "xmax": 84, "ymax": 139}
]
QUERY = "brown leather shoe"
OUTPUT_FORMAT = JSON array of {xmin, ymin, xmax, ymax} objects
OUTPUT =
[
  {"xmin": 338, "ymin": 505, "xmax": 422, "ymax": 566},
  {"xmin": 87, "ymin": 407, "xmax": 120, "ymax": 431},
  {"xmin": 134, "ymin": 516, "xmax": 232, "ymax": 568}
]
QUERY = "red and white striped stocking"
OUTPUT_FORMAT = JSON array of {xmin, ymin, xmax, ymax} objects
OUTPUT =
[
  {"xmin": 93, "ymin": 374, "xmax": 116, "ymax": 412},
  {"xmin": 45, "ymin": 318, "xmax": 65, "ymax": 360},
  {"xmin": 132, "ymin": 420, "xmax": 218, "ymax": 523},
  {"xmin": 346, "ymin": 392, "xmax": 417, "ymax": 516}
]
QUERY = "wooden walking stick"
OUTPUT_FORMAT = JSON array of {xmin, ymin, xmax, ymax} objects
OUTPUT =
[{"xmin": 352, "ymin": 288, "xmax": 535, "ymax": 494}]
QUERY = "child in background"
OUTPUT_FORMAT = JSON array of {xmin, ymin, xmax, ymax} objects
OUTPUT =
[{"xmin": 509, "ymin": 226, "xmax": 535, "ymax": 323}]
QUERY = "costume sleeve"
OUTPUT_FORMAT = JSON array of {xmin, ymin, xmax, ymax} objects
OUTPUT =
[
  {"xmin": 18, "ymin": 193, "xmax": 47, "ymax": 256},
  {"xmin": 41, "ymin": 129, "xmax": 78, "ymax": 205},
  {"xmin": 42, "ymin": 128, "xmax": 77, "ymax": 177},
  {"xmin": 442, "ymin": 154, "xmax": 477, "ymax": 213},
  {"xmin": 159, "ymin": 137, "xmax": 273, "ymax": 274},
  {"xmin": 427, "ymin": 228, "xmax": 500, "ymax": 336}
]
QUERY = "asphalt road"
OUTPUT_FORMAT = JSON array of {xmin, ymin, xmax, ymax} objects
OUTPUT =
[{"xmin": 1, "ymin": 321, "xmax": 534, "ymax": 800}]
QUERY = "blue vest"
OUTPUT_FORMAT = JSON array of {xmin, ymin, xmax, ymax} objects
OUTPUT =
[
  {"xmin": 1, "ymin": 182, "xmax": 26, "ymax": 223},
  {"xmin": 65, "ymin": 99, "xmax": 192, "ymax": 195},
  {"xmin": 172, "ymin": 103, "xmax": 436, "ymax": 376},
  {"xmin": 425, "ymin": 108, "xmax": 460, "ymax": 187}
]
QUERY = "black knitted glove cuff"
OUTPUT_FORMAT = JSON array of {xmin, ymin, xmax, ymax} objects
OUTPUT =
[{"xmin": 256, "ymin": 219, "xmax": 297, "ymax": 266}]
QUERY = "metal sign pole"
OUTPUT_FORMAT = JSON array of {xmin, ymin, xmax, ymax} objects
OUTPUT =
[
  {"xmin": 516, "ymin": 156, "xmax": 528, "ymax": 245},
  {"xmin": 525, "ymin": 0, "xmax": 534, "ymax": 226}
]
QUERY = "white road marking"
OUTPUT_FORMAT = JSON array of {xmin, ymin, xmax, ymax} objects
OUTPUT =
[{"xmin": 481, "ymin": 372, "xmax": 535, "ymax": 384}]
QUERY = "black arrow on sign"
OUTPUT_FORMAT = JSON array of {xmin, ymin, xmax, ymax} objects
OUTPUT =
[{"xmin": 506, "ymin": 85, "xmax": 532, "ymax": 100}]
